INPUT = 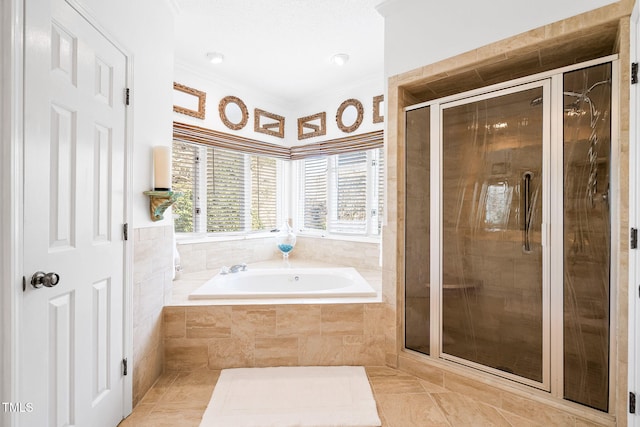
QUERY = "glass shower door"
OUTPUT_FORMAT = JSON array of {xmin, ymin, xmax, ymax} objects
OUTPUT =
[
  {"xmin": 562, "ymin": 63, "xmax": 611, "ymax": 412},
  {"xmin": 405, "ymin": 106, "xmax": 431, "ymax": 355},
  {"xmin": 440, "ymin": 82, "xmax": 548, "ymax": 386}
]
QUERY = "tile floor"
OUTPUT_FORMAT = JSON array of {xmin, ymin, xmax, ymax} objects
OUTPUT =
[{"xmin": 117, "ymin": 365, "xmax": 597, "ymax": 427}]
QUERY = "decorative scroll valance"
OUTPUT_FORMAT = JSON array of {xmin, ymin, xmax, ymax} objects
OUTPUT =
[{"xmin": 173, "ymin": 121, "xmax": 383, "ymax": 160}]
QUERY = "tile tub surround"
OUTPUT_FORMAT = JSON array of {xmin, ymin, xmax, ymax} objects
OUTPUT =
[
  {"xmin": 133, "ymin": 225, "xmax": 174, "ymax": 406},
  {"xmin": 176, "ymin": 234, "xmax": 381, "ymax": 274},
  {"xmin": 120, "ymin": 366, "xmax": 613, "ymax": 427},
  {"xmin": 163, "ymin": 302, "xmax": 386, "ymax": 370}
]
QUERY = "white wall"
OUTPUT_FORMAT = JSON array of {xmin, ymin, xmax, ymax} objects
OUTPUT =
[
  {"xmin": 289, "ymin": 73, "xmax": 385, "ymax": 145},
  {"xmin": 174, "ymin": 63, "xmax": 384, "ymax": 146},
  {"xmin": 76, "ymin": 0, "xmax": 175, "ymax": 228},
  {"xmin": 174, "ymin": 62, "xmax": 291, "ymax": 145},
  {"xmin": 377, "ymin": 0, "xmax": 619, "ymax": 79}
]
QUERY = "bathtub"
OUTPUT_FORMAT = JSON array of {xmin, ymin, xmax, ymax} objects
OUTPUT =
[{"xmin": 188, "ymin": 267, "xmax": 377, "ymax": 300}]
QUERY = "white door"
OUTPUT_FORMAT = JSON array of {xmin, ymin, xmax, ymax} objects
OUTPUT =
[{"xmin": 21, "ymin": 0, "xmax": 128, "ymax": 426}]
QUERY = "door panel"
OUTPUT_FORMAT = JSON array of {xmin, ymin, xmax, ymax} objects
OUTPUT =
[
  {"xmin": 562, "ymin": 62, "xmax": 612, "ymax": 412},
  {"xmin": 22, "ymin": 0, "xmax": 127, "ymax": 426},
  {"xmin": 440, "ymin": 84, "xmax": 547, "ymax": 386},
  {"xmin": 405, "ymin": 106, "xmax": 431, "ymax": 355}
]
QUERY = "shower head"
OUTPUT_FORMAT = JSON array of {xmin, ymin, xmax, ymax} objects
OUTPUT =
[{"xmin": 530, "ymin": 78, "xmax": 610, "ymax": 109}]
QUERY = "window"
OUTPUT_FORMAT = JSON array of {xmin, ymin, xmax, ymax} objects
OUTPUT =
[
  {"xmin": 298, "ymin": 148, "xmax": 384, "ymax": 236},
  {"xmin": 172, "ymin": 140, "xmax": 280, "ymax": 233},
  {"xmin": 172, "ymin": 124, "xmax": 384, "ymax": 239}
]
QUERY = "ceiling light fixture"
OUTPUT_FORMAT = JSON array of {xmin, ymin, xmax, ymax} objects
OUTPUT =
[
  {"xmin": 331, "ymin": 53, "xmax": 349, "ymax": 66},
  {"xmin": 206, "ymin": 52, "xmax": 224, "ymax": 64}
]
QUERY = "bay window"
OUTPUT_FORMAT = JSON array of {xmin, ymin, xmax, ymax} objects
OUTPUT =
[{"xmin": 171, "ymin": 123, "xmax": 384, "ymax": 238}]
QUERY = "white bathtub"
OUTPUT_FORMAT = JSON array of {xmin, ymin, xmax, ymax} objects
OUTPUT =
[{"xmin": 188, "ymin": 267, "xmax": 377, "ymax": 300}]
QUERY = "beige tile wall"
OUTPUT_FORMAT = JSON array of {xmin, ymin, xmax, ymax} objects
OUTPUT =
[
  {"xmin": 177, "ymin": 237, "xmax": 277, "ymax": 274},
  {"xmin": 162, "ymin": 303, "xmax": 386, "ymax": 371},
  {"xmin": 133, "ymin": 225, "xmax": 174, "ymax": 406},
  {"xmin": 177, "ymin": 235, "xmax": 382, "ymax": 273},
  {"xmin": 293, "ymin": 236, "xmax": 381, "ymax": 270}
]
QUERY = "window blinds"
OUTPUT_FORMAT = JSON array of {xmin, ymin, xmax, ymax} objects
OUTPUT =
[
  {"xmin": 173, "ymin": 121, "xmax": 383, "ymax": 159},
  {"xmin": 172, "ymin": 141, "xmax": 199, "ymax": 232},
  {"xmin": 206, "ymin": 148, "xmax": 246, "ymax": 233},
  {"xmin": 302, "ymin": 157, "xmax": 328, "ymax": 231},
  {"xmin": 251, "ymin": 156, "xmax": 277, "ymax": 231},
  {"xmin": 331, "ymin": 152, "xmax": 368, "ymax": 234}
]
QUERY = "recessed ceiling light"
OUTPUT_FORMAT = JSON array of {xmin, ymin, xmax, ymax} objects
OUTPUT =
[
  {"xmin": 331, "ymin": 53, "xmax": 349, "ymax": 66},
  {"xmin": 206, "ymin": 52, "xmax": 224, "ymax": 64}
]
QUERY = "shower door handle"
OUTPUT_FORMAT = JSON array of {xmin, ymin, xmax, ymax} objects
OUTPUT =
[{"xmin": 522, "ymin": 172, "xmax": 533, "ymax": 253}]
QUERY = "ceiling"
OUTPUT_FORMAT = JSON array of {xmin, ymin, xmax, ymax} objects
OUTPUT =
[{"xmin": 172, "ymin": 0, "xmax": 385, "ymax": 105}]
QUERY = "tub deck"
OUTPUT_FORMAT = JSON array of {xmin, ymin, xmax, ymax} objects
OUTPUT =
[{"xmin": 169, "ymin": 260, "xmax": 382, "ymax": 306}]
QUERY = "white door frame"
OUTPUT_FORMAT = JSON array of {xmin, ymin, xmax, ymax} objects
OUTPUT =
[
  {"xmin": 630, "ymin": 1, "xmax": 639, "ymax": 425},
  {"xmin": 1, "ymin": 0, "xmax": 25, "ymax": 425},
  {"xmin": 1, "ymin": 0, "xmax": 135, "ymax": 425}
]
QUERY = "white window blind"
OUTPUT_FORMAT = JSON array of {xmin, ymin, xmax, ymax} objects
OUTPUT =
[
  {"xmin": 172, "ymin": 141, "xmax": 200, "ymax": 232},
  {"xmin": 331, "ymin": 152, "xmax": 368, "ymax": 234},
  {"xmin": 377, "ymin": 148, "xmax": 384, "ymax": 234},
  {"xmin": 251, "ymin": 156, "xmax": 277, "ymax": 231},
  {"xmin": 172, "ymin": 140, "xmax": 280, "ymax": 234},
  {"xmin": 298, "ymin": 148, "xmax": 384, "ymax": 237},
  {"xmin": 302, "ymin": 157, "xmax": 328, "ymax": 231},
  {"xmin": 206, "ymin": 148, "xmax": 246, "ymax": 233}
]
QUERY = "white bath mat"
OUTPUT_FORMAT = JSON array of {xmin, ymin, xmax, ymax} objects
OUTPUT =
[{"xmin": 199, "ymin": 366, "xmax": 382, "ymax": 427}]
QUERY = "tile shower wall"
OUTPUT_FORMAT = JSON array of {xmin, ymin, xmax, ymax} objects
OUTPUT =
[
  {"xmin": 162, "ymin": 303, "xmax": 386, "ymax": 370},
  {"xmin": 177, "ymin": 235, "xmax": 381, "ymax": 273},
  {"xmin": 133, "ymin": 225, "xmax": 174, "ymax": 406}
]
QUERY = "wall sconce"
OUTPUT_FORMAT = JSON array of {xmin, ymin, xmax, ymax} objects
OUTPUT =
[{"xmin": 143, "ymin": 146, "xmax": 182, "ymax": 222}]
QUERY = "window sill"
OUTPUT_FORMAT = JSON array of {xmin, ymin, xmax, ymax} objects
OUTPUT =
[
  {"xmin": 176, "ymin": 231, "xmax": 381, "ymax": 245},
  {"xmin": 176, "ymin": 232, "xmax": 275, "ymax": 245},
  {"xmin": 295, "ymin": 232, "xmax": 381, "ymax": 244}
]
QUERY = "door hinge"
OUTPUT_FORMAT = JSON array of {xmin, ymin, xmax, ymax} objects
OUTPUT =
[
  {"xmin": 632, "ymin": 62, "xmax": 638, "ymax": 85},
  {"xmin": 125, "ymin": 88, "xmax": 130, "ymax": 105},
  {"xmin": 122, "ymin": 358, "xmax": 128, "ymax": 376},
  {"xmin": 631, "ymin": 227, "xmax": 638, "ymax": 249},
  {"xmin": 123, "ymin": 223, "xmax": 129, "ymax": 241},
  {"xmin": 631, "ymin": 392, "xmax": 636, "ymax": 414}
]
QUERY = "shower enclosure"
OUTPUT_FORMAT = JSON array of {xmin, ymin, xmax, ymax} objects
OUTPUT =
[{"xmin": 404, "ymin": 59, "xmax": 614, "ymax": 412}]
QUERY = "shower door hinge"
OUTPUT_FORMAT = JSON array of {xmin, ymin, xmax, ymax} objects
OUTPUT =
[
  {"xmin": 122, "ymin": 358, "xmax": 128, "ymax": 376},
  {"xmin": 632, "ymin": 63, "xmax": 638, "ymax": 85},
  {"xmin": 630, "ymin": 392, "xmax": 636, "ymax": 413},
  {"xmin": 631, "ymin": 228, "xmax": 638, "ymax": 249}
]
